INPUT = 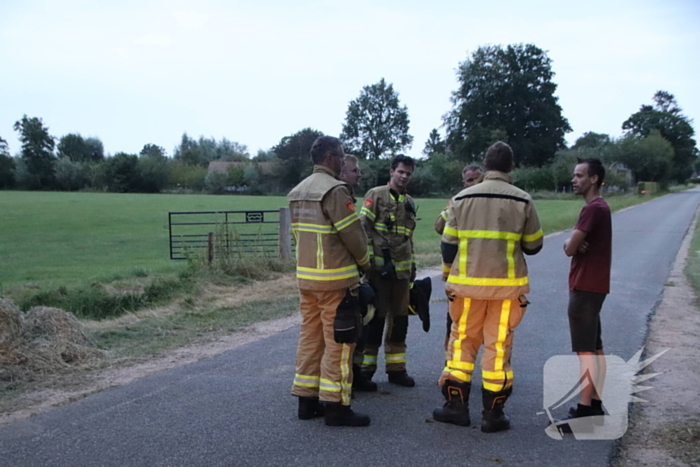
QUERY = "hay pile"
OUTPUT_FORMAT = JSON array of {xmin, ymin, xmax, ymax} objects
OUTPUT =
[{"xmin": 0, "ymin": 298, "xmax": 103, "ymax": 384}]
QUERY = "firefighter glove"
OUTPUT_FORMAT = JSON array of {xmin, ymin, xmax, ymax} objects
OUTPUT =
[{"xmin": 334, "ymin": 288, "xmax": 360, "ymax": 344}]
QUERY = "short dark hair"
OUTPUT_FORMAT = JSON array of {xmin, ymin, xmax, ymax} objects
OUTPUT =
[
  {"xmin": 391, "ymin": 154, "xmax": 415, "ymax": 170},
  {"xmin": 462, "ymin": 164, "xmax": 482, "ymax": 176},
  {"xmin": 577, "ymin": 158, "xmax": 605, "ymax": 187},
  {"xmin": 483, "ymin": 142, "xmax": 513, "ymax": 173},
  {"xmin": 310, "ymin": 136, "xmax": 343, "ymax": 165}
]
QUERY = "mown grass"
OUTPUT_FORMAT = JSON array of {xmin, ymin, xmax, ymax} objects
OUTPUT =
[
  {"xmin": 1, "ymin": 190, "xmax": 672, "ymax": 297},
  {"xmin": 90, "ymin": 295, "xmax": 300, "ymax": 360},
  {"xmin": 0, "ymin": 191, "xmax": 292, "ymax": 289}
]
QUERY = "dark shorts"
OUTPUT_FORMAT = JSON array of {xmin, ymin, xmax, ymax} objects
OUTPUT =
[{"xmin": 567, "ymin": 290, "xmax": 606, "ymax": 352}]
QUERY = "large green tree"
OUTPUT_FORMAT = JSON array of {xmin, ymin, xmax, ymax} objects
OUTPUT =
[
  {"xmin": 84, "ymin": 137, "xmax": 105, "ymax": 161},
  {"xmin": 614, "ymin": 131, "xmax": 674, "ymax": 184},
  {"xmin": 272, "ymin": 128, "xmax": 324, "ymax": 189},
  {"xmin": 622, "ymin": 91, "xmax": 698, "ymax": 181},
  {"xmin": 444, "ymin": 44, "xmax": 571, "ymax": 166},
  {"xmin": 341, "ymin": 78, "xmax": 413, "ymax": 159},
  {"xmin": 57, "ymin": 133, "xmax": 91, "ymax": 162},
  {"xmin": 13, "ymin": 115, "xmax": 56, "ymax": 188},
  {"xmin": 0, "ymin": 136, "xmax": 9, "ymax": 156},
  {"xmin": 423, "ymin": 128, "xmax": 447, "ymax": 157},
  {"xmin": 0, "ymin": 137, "xmax": 14, "ymax": 188},
  {"xmin": 173, "ymin": 134, "xmax": 248, "ymax": 166},
  {"xmin": 572, "ymin": 132, "xmax": 611, "ymax": 150}
]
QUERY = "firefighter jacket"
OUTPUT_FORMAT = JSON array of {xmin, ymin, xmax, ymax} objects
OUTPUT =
[
  {"xmin": 441, "ymin": 171, "xmax": 543, "ymax": 300},
  {"xmin": 360, "ymin": 184, "xmax": 416, "ymax": 280},
  {"xmin": 434, "ymin": 202, "xmax": 450, "ymax": 235},
  {"xmin": 287, "ymin": 165, "xmax": 370, "ymax": 291}
]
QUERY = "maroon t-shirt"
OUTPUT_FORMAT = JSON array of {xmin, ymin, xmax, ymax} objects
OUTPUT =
[{"xmin": 569, "ymin": 197, "xmax": 612, "ymax": 294}]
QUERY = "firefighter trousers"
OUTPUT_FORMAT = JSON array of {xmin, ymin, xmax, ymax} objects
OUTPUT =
[
  {"xmin": 439, "ymin": 296, "xmax": 527, "ymax": 392},
  {"xmin": 291, "ymin": 288, "xmax": 353, "ymax": 405},
  {"xmin": 361, "ymin": 273, "xmax": 410, "ymax": 375}
]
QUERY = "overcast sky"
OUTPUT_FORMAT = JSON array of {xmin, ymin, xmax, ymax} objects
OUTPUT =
[{"xmin": 1, "ymin": 0, "xmax": 698, "ymax": 160}]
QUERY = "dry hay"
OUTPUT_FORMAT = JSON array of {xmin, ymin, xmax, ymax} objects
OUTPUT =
[{"xmin": 0, "ymin": 299, "xmax": 103, "ymax": 385}]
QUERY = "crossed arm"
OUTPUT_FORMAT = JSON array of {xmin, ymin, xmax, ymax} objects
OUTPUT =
[{"xmin": 564, "ymin": 229, "xmax": 589, "ymax": 257}]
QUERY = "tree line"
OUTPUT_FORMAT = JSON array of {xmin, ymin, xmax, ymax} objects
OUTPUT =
[{"xmin": 1, "ymin": 43, "xmax": 697, "ymax": 195}]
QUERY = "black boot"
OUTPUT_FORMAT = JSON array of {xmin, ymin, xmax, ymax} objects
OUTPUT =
[
  {"xmin": 387, "ymin": 370, "xmax": 415, "ymax": 387},
  {"xmin": 481, "ymin": 387, "xmax": 512, "ymax": 433},
  {"xmin": 552, "ymin": 403, "xmax": 595, "ymax": 434},
  {"xmin": 352, "ymin": 365, "xmax": 377, "ymax": 392},
  {"xmin": 433, "ymin": 380, "xmax": 471, "ymax": 426},
  {"xmin": 297, "ymin": 397, "xmax": 325, "ymax": 420},
  {"xmin": 324, "ymin": 402, "xmax": 371, "ymax": 427}
]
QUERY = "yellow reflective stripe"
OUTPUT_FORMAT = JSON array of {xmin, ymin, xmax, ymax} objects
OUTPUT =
[
  {"xmin": 316, "ymin": 233, "xmax": 323, "ymax": 270},
  {"xmin": 341, "ymin": 343, "xmax": 351, "ymax": 405},
  {"xmin": 334, "ymin": 213, "xmax": 360, "ymax": 231},
  {"xmin": 444, "ymin": 225, "xmax": 458, "ymax": 237},
  {"xmin": 297, "ymin": 265, "xmax": 360, "ymax": 281},
  {"xmin": 445, "ymin": 368, "xmax": 472, "ymax": 382},
  {"xmin": 442, "ymin": 263, "xmax": 451, "ymax": 274},
  {"xmin": 362, "ymin": 355, "xmax": 377, "ymax": 366},
  {"xmin": 507, "ymin": 240, "xmax": 515, "ymax": 279},
  {"xmin": 357, "ymin": 251, "xmax": 370, "ymax": 267},
  {"xmin": 483, "ymin": 380, "xmax": 505, "ymax": 392},
  {"xmin": 447, "ymin": 360, "xmax": 475, "ymax": 371},
  {"xmin": 494, "ymin": 300, "xmax": 511, "ymax": 372},
  {"xmin": 454, "ymin": 298, "xmax": 470, "ymax": 365},
  {"xmin": 447, "ymin": 276, "xmax": 529, "ymax": 287},
  {"xmin": 292, "ymin": 223, "xmax": 336, "ymax": 233},
  {"xmin": 459, "ymin": 230, "xmax": 522, "ymax": 241},
  {"xmin": 373, "ymin": 258, "xmax": 411, "ymax": 270},
  {"xmin": 398, "ymin": 194, "xmax": 405, "ymax": 202},
  {"xmin": 320, "ymin": 378, "xmax": 341, "ymax": 392},
  {"xmin": 523, "ymin": 229, "xmax": 543, "ymax": 242},
  {"xmin": 294, "ymin": 374, "xmax": 320, "ymax": 388},
  {"xmin": 482, "ymin": 370, "xmax": 514, "ymax": 381},
  {"xmin": 376, "ymin": 223, "xmax": 413, "ymax": 234},
  {"xmin": 360, "ymin": 207, "xmax": 375, "ymax": 220},
  {"xmin": 385, "ymin": 353, "xmax": 406, "ymax": 363},
  {"xmin": 459, "ymin": 236, "xmax": 468, "ymax": 278},
  {"xmin": 441, "ymin": 210, "xmax": 448, "ymax": 221}
]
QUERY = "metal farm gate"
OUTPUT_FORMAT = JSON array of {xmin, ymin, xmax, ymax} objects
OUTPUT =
[{"xmin": 168, "ymin": 208, "xmax": 292, "ymax": 261}]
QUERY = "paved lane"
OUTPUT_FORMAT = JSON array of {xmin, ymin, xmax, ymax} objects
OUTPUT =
[{"xmin": 1, "ymin": 190, "xmax": 698, "ymax": 466}]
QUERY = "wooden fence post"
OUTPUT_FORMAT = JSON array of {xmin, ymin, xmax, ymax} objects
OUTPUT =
[
  {"xmin": 208, "ymin": 232, "xmax": 214, "ymax": 264},
  {"xmin": 279, "ymin": 207, "xmax": 292, "ymax": 260}
]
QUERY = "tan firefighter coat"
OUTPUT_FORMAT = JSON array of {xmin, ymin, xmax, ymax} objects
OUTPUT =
[
  {"xmin": 442, "ymin": 171, "xmax": 543, "ymax": 300},
  {"xmin": 287, "ymin": 165, "xmax": 370, "ymax": 291}
]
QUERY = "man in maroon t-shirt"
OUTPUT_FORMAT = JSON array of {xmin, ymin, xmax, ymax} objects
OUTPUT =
[{"xmin": 557, "ymin": 158, "xmax": 612, "ymax": 431}]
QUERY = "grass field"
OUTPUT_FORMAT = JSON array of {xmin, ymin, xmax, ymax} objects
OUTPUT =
[
  {"xmin": 1, "ymin": 190, "xmax": 664, "ymax": 292},
  {"xmin": 0, "ymin": 188, "xmax": 683, "ymax": 409}
]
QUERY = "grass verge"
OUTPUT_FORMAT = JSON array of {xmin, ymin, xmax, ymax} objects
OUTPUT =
[{"xmin": 684, "ymin": 206, "xmax": 700, "ymax": 305}]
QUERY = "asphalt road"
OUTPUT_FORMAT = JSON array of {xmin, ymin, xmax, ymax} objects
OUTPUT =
[{"xmin": 1, "ymin": 189, "xmax": 699, "ymax": 467}]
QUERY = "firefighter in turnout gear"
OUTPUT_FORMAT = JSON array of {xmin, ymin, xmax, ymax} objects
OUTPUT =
[
  {"xmin": 359, "ymin": 155, "xmax": 418, "ymax": 389},
  {"xmin": 433, "ymin": 142, "xmax": 543, "ymax": 432},
  {"xmin": 288, "ymin": 136, "xmax": 372, "ymax": 427},
  {"xmin": 434, "ymin": 164, "xmax": 483, "ymax": 351}
]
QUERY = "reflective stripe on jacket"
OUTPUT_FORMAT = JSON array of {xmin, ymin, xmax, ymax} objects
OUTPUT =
[
  {"xmin": 288, "ymin": 165, "xmax": 370, "ymax": 291},
  {"xmin": 360, "ymin": 185, "xmax": 416, "ymax": 280},
  {"xmin": 434, "ymin": 201, "xmax": 450, "ymax": 235},
  {"xmin": 442, "ymin": 171, "xmax": 543, "ymax": 299}
]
